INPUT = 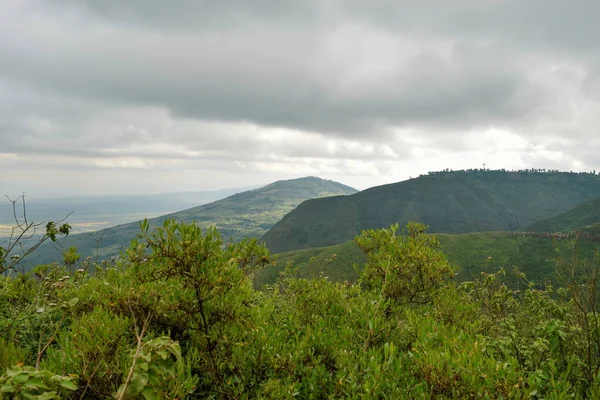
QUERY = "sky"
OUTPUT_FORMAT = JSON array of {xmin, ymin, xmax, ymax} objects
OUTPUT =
[{"xmin": 1, "ymin": 0, "xmax": 599, "ymax": 196}]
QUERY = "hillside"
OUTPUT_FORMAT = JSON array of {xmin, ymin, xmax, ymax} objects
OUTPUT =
[
  {"xmin": 21, "ymin": 177, "xmax": 357, "ymax": 267},
  {"xmin": 262, "ymin": 170, "xmax": 600, "ymax": 253},
  {"xmin": 255, "ymin": 230, "xmax": 600, "ymax": 289},
  {"xmin": 0, "ymin": 186, "xmax": 260, "ymax": 237},
  {"xmin": 525, "ymin": 197, "xmax": 600, "ymax": 233}
]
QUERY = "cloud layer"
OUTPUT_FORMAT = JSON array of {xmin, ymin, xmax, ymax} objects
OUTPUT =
[{"xmin": 1, "ymin": 0, "xmax": 598, "ymax": 195}]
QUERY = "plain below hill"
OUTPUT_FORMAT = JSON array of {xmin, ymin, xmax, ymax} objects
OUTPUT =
[
  {"xmin": 261, "ymin": 169, "xmax": 600, "ymax": 254},
  {"xmin": 20, "ymin": 177, "xmax": 357, "ymax": 268},
  {"xmin": 0, "ymin": 186, "xmax": 260, "ymax": 237},
  {"xmin": 525, "ymin": 197, "xmax": 600, "ymax": 233}
]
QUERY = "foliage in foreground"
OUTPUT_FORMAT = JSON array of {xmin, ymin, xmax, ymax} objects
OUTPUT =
[{"xmin": 2, "ymin": 220, "xmax": 600, "ymax": 398}]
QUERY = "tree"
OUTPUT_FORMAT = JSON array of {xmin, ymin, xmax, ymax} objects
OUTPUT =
[{"xmin": 355, "ymin": 222, "xmax": 454, "ymax": 305}]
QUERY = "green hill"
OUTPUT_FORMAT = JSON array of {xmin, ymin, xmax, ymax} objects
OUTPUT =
[
  {"xmin": 256, "ymin": 230, "xmax": 600, "ymax": 289},
  {"xmin": 525, "ymin": 197, "xmax": 600, "ymax": 233},
  {"xmin": 262, "ymin": 170, "xmax": 600, "ymax": 253},
  {"xmin": 0, "ymin": 186, "xmax": 261, "ymax": 237},
  {"xmin": 22, "ymin": 177, "xmax": 357, "ymax": 267}
]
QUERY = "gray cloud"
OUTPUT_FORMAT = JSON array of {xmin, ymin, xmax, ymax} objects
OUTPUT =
[
  {"xmin": 1, "ymin": 0, "xmax": 599, "ymax": 195},
  {"xmin": 0, "ymin": 0, "xmax": 555, "ymax": 136}
]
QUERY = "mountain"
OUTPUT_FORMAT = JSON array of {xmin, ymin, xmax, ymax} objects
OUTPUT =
[
  {"xmin": 262, "ymin": 170, "xmax": 600, "ymax": 253},
  {"xmin": 20, "ymin": 177, "xmax": 357, "ymax": 267},
  {"xmin": 0, "ymin": 186, "xmax": 260, "ymax": 237},
  {"xmin": 255, "ymin": 230, "xmax": 600, "ymax": 289},
  {"xmin": 525, "ymin": 197, "xmax": 600, "ymax": 233}
]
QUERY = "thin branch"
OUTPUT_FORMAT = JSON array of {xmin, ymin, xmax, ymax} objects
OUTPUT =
[
  {"xmin": 1, "ymin": 194, "xmax": 72, "ymax": 274},
  {"xmin": 79, "ymin": 356, "xmax": 105, "ymax": 400},
  {"xmin": 116, "ymin": 305, "xmax": 154, "ymax": 400},
  {"xmin": 36, "ymin": 313, "xmax": 67, "ymax": 370}
]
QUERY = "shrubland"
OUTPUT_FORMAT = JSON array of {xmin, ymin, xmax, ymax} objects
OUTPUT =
[{"xmin": 1, "ymin": 220, "xmax": 600, "ymax": 398}]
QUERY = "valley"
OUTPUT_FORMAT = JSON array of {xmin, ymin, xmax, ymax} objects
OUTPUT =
[
  {"xmin": 15, "ymin": 177, "xmax": 357, "ymax": 268},
  {"xmin": 0, "ymin": 186, "xmax": 261, "ymax": 238},
  {"xmin": 6, "ymin": 169, "xmax": 600, "ymax": 291},
  {"xmin": 3, "ymin": 169, "xmax": 600, "ymax": 398}
]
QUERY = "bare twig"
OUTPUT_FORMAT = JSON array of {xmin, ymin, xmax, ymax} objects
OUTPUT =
[
  {"xmin": 79, "ymin": 356, "xmax": 105, "ymax": 400},
  {"xmin": 115, "ymin": 304, "xmax": 155, "ymax": 400},
  {"xmin": 88, "ymin": 229, "xmax": 107, "ymax": 260},
  {"xmin": 36, "ymin": 313, "xmax": 67, "ymax": 370},
  {"xmin": 1, "ymin": 194, "xmax": 72, "ymax": 274}
]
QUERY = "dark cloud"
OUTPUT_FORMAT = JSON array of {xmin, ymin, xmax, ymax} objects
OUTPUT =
[
  {"xmin": 0, "ymin": 16, "xmax": 537, "ymax": 137},
  {"xmin": 47, "ymin": 0, "xmax": 324, "ymax": 31},
  {"xmin": 1, "ymin": 0, "xmax": 599, "ymax": 195}
]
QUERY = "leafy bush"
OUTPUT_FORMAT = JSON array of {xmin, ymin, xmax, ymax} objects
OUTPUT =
[
  {"xmin": 116, "ymin": 336, "xmax": 197, "ymax": 400},
  {"xmin": 2, "ymin": 219, "xmax": 600, "ymax": 398},
  {"xmin": 356, "ymin": 222, "xmax": 454, "ymax": 305},
  {"xmin": 0, "ymin": 365, "xmax": 77, "ymax": 399}
]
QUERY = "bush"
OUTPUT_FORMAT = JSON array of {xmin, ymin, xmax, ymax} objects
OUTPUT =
[
  {"xmin": 3, "ymin": 219, "xmax": 600, "ymax": 398},
  {"xmin": 356, "ymin": 222, "xmax": 454, "ymax": 305}
]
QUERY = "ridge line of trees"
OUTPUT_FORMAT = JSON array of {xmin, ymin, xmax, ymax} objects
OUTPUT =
[{"xmin": 425, "ymin": 168, "xmax": 598, "ymax": 176}]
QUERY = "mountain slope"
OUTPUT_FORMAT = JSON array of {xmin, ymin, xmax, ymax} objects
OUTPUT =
[
  {"xmin": 0, "ymin": 186, "xmax": 260, "ymax": 237},
  {"xmin": 525, "ymin": 197, "xmax": 600, "ymax": 233},
  {"xmin": 262, "ymin": 170, "xmax": 600, "ymax": 253},
  {"xmin": 255, "ymin": 231, "xmax": 600, "ymax": 289},
  {"xmin": 24, "ymin": 177, "xmax": 357, "ymax": 267}
]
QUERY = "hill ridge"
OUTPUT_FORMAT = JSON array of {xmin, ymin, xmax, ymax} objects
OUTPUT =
[
  {"xmin": 21, "ymin": 176, "xmax": 357, "ymax": 267},
  {"xmin": 262, "ymin": 170, "xmax": 600, "ymax": 253}
]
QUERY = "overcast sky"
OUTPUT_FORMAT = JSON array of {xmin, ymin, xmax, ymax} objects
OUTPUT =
[{"xmin": 1, "ymin": 0, "xmax": 599, "ymax": 196}]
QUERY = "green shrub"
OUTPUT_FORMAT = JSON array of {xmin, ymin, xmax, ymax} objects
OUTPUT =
[
  {"xmin": 4, "ymin": 219, "xmax": 600, "ymax": 398},
  {"xmin": 42, "ymin": 307, "xmax": 131, "ymax": 398},
  {"xmin": 356, "ymin": 222, "xmax": 455, "ymax": 305},
  {"xmin": 116, "ymin": 336, "xmax": 198, "ymax": 399},
  {"xmin": 0, "ymin": 365, "xmax": 77, "ymax": 399}
]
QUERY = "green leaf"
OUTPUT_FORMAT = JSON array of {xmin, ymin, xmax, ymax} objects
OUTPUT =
[
  {"xmin": 68, "ymin": 297, "xmax": 79, "ymax": 307},
  {"xmin": 128, "ymin": 371, "xmax": 149, "ymax": 395},
  {"xmin": 60, "ymin": 380, "xmax": 78, "ymax": 391},
  {"xmin": 156, "ymin": 350, "xmax": 168, "ymax": 359},
  {"xmin": 0, "ymin": 383, "xmax": 15, "ymax": 393},
  {"xmin": 12, "ymin": 372, "xmax": 29, "ymax": 383},
  {"xmin": 141, "ymin": 386, "xmax": 160, "ymax": 400},
  {"xmin": 38, "ymin": 392, "xmax": 62, "ymax": 400},
  {"xmin": 24, "ymin": 381, "xmax": 49, "ymax": 391}
]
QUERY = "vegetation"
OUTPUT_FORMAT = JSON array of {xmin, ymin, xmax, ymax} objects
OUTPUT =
[
  {"xmin": 256, "ymin": 231, "xmax": 600, "ymax": 290},
  {"xmin": 525, "ymin": 197, "xmax": 600, "ymax": 233},
  {"xmin": 4, "ymin": 219, "xmax": 600, "ymax": 398},
  {"xmin": 5, "ymin": 171, "xmax": 600, "ymax": 398},
  {"xmin": 256, "ymin": 241, "xmax": 366, "ymax": 287},
  {"xmin": 262, "ymin": 170, "xmax": 600, "ymax": 253},
  {"xmin": 20, "ymin": 177, "xmax": 356, "ymax": 269},
  {"xmin": 0, "ymin": 187, "xmax": 258, "ymax": 238}
]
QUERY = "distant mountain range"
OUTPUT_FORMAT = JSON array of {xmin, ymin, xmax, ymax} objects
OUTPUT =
[
  {"xmin": 261, "ymin": 170, "xmax": 600, "ymax": 253},
  {"xmin": 256, "ymin": 172, "xmax": 600, "ymax": 289},
  {"xmin": 11, "ymin": 169, "xmax": 600, "ymax": 285},
  {"xmin": 20, "ymin": 177, "xmax": 357, "ymax": 267}
]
